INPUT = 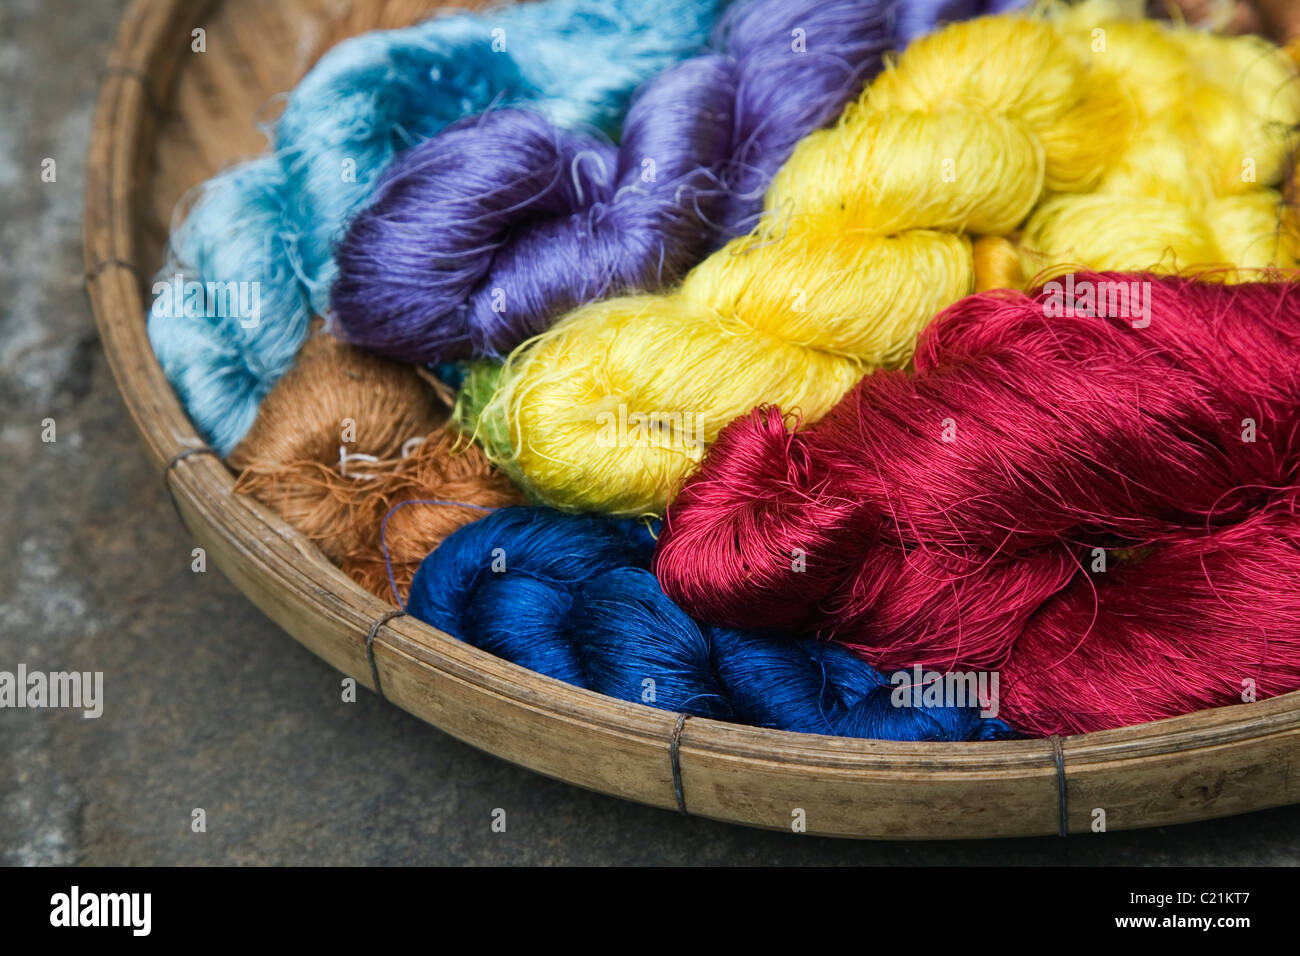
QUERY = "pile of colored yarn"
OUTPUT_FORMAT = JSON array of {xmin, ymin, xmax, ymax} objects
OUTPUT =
[
  {"xmin": 331, "ymin": 0, "xmax": 941, "ymax": 364},
  {"xmin": 229, "ymin": 334, "xmax": 523, "ymax": 602},
  {"xmin": 654, "ymin": 273, "xmax": 1300, "ymax": 735},
  {"xmin": 147, "ymin": 0, "xmax": 1300, "ymax": 745},
  {"xmin": 468, "ymin": 5, "xmax": 1300, "ymax": 514},
  {"xmin": 147, "ymin": 0, "xmax": 728, "ymax": 455},
  {"xmin": 407, "ymin": 507, "xmax": 1014, "ymax": 739}
]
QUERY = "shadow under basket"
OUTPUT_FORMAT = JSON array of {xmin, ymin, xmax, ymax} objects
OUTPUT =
[{"xmin": 83, "ymin": 0, "xmax": 1300, "ymax": 839}]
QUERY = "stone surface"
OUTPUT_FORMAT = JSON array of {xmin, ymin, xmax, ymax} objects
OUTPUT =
[{"xmin": 2, "ymin": 0, "xmax": 1299, "ymax": 865}]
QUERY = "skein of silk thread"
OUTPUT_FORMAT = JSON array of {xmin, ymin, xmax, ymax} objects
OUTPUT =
[
  {"xmin": 228, "ymin": 334, "xmax": 523, "ymax": 602},
  {"xmin": 407, "ymin": 506, "xmax": 1017, "ymax": 740},
  {"xmin": 652, "ymin": 273, "xmax": 1300, "ymax": 735}
]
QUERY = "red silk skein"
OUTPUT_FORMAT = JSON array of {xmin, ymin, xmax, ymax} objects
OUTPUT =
[{"xmin": 654, "ymin": 273, "xmax": 1300, "ymax": 734}]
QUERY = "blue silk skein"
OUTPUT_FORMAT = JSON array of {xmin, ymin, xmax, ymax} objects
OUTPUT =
[{"xmin": 408, "ymin": 507, "xmax": 1015, "ymax": 740}]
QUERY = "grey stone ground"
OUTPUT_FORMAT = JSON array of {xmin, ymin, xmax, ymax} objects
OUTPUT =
[{"xmin": 2, "ymin": 0, "xmax": 1299, "ymax": 866}]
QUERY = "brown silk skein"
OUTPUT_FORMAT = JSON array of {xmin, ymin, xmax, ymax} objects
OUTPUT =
[{"xmin": 229, "ymin": 333, "xmax": 523, "ymax": 603}]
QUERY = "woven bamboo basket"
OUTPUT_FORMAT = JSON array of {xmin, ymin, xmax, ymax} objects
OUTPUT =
[{"xmin": 84, "ymin": 0, "xmax": 1300, "ymax": 839}]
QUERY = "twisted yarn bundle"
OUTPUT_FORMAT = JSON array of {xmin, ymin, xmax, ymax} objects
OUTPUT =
[
  {"xmin": 229, "ymin": 335, "xmax": 522, "ymax": 601},
  {"xmin": 471, "ymin": 4, "xmax": 1300, "ymax": 515},
  {"xmin": 148, "ymin": 0, "xmax": 726, "ymax": 455},
  {"xmin": 653, "ymin": 273, "xmax": 1300, "ymax": 734},
  {"xmin": 408, "ymin": 507, "xmax": 1014, "ymax": 740},
  {"xmin": 331, "ymin": 0, "xmax": 1000, "ymax": 364}
]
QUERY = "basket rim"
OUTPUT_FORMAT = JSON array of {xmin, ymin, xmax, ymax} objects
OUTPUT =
[{"xmin": 82, "ymin": 0, "xmax": 1300, "ymax": 838}]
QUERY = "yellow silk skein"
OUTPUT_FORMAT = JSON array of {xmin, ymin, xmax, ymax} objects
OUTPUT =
[
  {"xmin": 1017, "ymin": 17, "xmax": 1300, "ymax": 273},
  {"xmin": 478, "ymin": 5, "xmax": 1300, "ymax": 515}
]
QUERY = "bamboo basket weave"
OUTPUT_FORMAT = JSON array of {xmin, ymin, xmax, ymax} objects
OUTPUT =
[{"xmin": 84, "ymin": 0, "xmax": 1300, "ymax": 839}]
